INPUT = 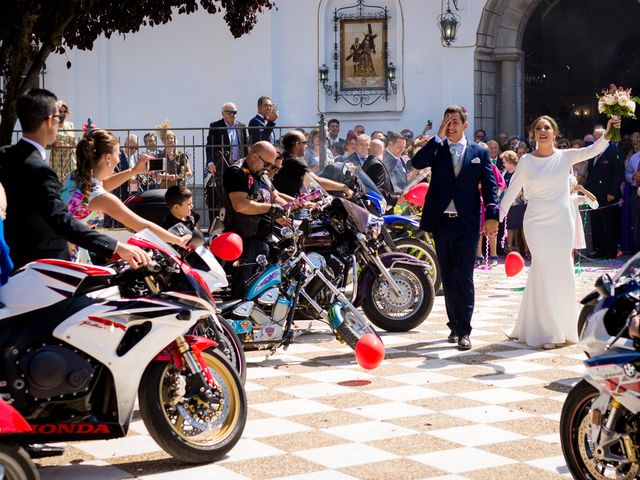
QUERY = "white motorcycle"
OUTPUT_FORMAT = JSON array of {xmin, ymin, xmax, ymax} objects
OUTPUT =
[{"xmin": 0, "ymin": 230, "xmax": 246, "ymax": 464}]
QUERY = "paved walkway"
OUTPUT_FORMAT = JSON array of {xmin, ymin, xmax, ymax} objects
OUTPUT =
[{"xmin": 36, "ymin": 260, "xmax": 622, "ymax": 479}]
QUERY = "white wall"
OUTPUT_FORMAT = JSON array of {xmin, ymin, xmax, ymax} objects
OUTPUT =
[{"xmin": 44, "ymin": 0, "xmax": 486, "ymax": 141}]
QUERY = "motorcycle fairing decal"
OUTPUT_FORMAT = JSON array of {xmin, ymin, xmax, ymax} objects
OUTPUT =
[
  {"xmin": 228, "ymin": 319, "xmax": 252, "ymax": 334},
  {"xmin": 35, "ymin": 259, "xmax": 114, "ymax": 276},
  {"xmin": 585, "ymin": 351, "xmax": 640, "ymax": 368},
  {"xmin": 246, "ymin": 266, "xmax": 282, "ymax": 300},
  {"xmin": 32, "ymin": 268, "xmax": 82, "ymax": 287},
  {"xmin": 47, "ymin": 286, "xmax": 73, "ymax": 298},
  {"xmin": 27, "ymin": 423, "xmax": 111, "ymax": 435},
  {"xmin": 83, "ymin": 316, "xmax": 127, "ymax": 332}
]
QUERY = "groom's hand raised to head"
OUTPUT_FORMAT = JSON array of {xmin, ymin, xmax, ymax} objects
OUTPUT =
[
  {"xmin": 483, "ymin": 219, "xmax": 499, "ymax": 237},
  {"xmin": 437, "ymin": 113, "xmax": 453, "ymax": 139}
]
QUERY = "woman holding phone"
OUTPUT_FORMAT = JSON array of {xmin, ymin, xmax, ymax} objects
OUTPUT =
[{"xmin": 61, "ymin": 128, "xmax": 189, "ymax": 262}]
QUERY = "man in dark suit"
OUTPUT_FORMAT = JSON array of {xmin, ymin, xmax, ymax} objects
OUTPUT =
[
  {"xmin": 383, "ymin": 131, "xmax": 408, "ymax": 191},
  {"xmin": 586, "ymin": 126, "xmax": 624, "ymax": 259},
  {"xmin": 248, "ymin": 96, "xmax": 277, "ymax": 145},
  {"xmin": 363, "ymin": 138, "xmax": 396, "ymax": 211},
  {"xmin": 206, "ymin": 102, "xmax": 249, "ymax": 217},
  {"xmin": 411, "ymin": 105, "xmax": 499, "ymax": 350},
  {"xmin": 0, "ymin": 89, "xmax": 149, "ymax": 270},
  {"xmin": 342, "ymin": 134, "xmax": 370, "ymax": 167}
]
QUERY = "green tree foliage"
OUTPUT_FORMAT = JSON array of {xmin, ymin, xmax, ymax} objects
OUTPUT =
[{"xmin": 0, "ymin": 0, "xmax": 274, "ymax": 143}]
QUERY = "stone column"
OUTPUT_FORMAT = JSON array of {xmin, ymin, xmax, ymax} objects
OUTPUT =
[{"xmin": 495, "ymin": 48, "xmax": 522, "ymax": 137}]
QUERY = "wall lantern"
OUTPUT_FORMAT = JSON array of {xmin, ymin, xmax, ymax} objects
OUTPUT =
[
  {"xmin": 438, "ymin": 0, "xmax": 461, "ymax": 46},
  {"xmin": 319, "ymin": 64, "xmax": 332, "ymax": 95}
]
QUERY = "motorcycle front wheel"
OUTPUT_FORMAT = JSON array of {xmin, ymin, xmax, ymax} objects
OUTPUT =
[
  {"xmin": 362, "ymin": 263, "xmax": 434, "ymax": 332},
  {"xmin": 560, "ymin": 379, "xmax": 639, "ymax": 479},
  {"xmin": 335, "ymin": 305, "xmax": 379, "ymax": 349},
  {"xmin": 138, "ymin": 349, "xmax": 247, "ymax": 464},
  {"xmin": 190, "ymin": 315, "xmax": 247, "ymax": 384},
  {"xmin": 392, "ymin": 237, "xmax": 442, "ymax": 293},
  {"xmin": 0, "ymin": 443, "xmax": 40, "ymax": 480}
]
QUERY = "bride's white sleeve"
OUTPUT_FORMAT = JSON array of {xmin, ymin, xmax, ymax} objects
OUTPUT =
[
  {"xmin": 499, "ymin": 160, "xmax": 526, "ymax": 222},
  {"xmin": 563, "ymin": 135, "xmax": 610, "ymax": 166}
]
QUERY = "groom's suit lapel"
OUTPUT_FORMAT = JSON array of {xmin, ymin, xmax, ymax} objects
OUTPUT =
[
  {"xmin": 442, "ymin": 139, "xmax": 455, "ymax": 178},
  {"xmin": 460, "ymin": 139, "xmax": 474, "ymax": 174}
]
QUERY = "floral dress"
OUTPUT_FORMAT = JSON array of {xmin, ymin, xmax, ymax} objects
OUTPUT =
[{"xmin": 60, "ymin": 175, "xmax": 107, "ymax": 262}]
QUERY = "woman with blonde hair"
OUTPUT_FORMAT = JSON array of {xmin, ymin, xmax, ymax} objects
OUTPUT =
[
  {"xmin": 155, "ymin": 120, "xmax": 193, "ymax": 188},
  {"xmin": 50, "ymin": 100, "xmax": 77, "ymax": 180},
  {"xmin": 60, "ymin": 128, "xmax": 189, "ymax": 262}
]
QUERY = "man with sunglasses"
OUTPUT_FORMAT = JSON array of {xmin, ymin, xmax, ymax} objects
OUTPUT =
[
  {"xmin": 274, "ymin": 130, "xmax": 353, "ymax": 199},
  {"xmin": 206, "ymin": 102, "xmax": 249, "ymax": 216},
  {"xmin": 222, "ymin": 141, "xmax": 289, "ymax": 296}
]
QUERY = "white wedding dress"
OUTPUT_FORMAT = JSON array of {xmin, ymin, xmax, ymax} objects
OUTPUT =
[{"xmin": 499, "ymin": 136, "xmax": 610, "ymax": 347}]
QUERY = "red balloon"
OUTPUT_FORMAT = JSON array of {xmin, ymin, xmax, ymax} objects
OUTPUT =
[
  {"xmin": 404, "ymin": 182, "xmax": 428, "ymax": 207},
  {"xmin": 355, "ymin": 333, "xmax": 385, "ymax": 370},
  {"xmin": 210, "ymin": 232, "xmax": 243, "ymax": 261},
  {"xmin": 505, "ymin": 252, "xmax": 525, "ymax": 277}
]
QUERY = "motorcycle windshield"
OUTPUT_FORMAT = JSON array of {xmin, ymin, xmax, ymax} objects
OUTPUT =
[
  {"xmin": 132, "ymin": 229, "xmax": 180, "ymax": 259},
  {"xmin": 337, "ymin": 197, "xmax": 372, "ymax": 233},
  {"xmin": 613, "ymin": 251, "xmax": 640, "ymax": 282}
]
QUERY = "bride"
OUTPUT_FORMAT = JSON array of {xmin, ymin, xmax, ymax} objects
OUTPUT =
[{"xmin": 499, "ymin": 115, "xmax": 621, "ymax": 348}]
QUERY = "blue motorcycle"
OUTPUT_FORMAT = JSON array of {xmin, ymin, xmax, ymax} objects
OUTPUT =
[{"xmin": 560, "ymin": 252, "xmax": 640, "ymax": 479}]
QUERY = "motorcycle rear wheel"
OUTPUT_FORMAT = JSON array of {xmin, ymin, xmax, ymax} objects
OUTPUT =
[
  {"xmin": 0, "ymin": 443, "xmax": 40, "ymax": 480},
  {"xmin": 560, "ymin": 379, "xmax": 639, "ymax": 479},
  {"xmin": 392, "ymin": 237, "xmax": 442, "ymax": 293},
  {"xmin": 138, "ymin": 349, "xmax": 247, "ymax": 464},
  {"xmin": 363, "ymin": 264, "xmax": 434, "ymax": 332}
]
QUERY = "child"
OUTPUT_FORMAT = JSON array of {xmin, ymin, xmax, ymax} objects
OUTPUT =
[
  {"xmin": 500, "ymin": 150, "xmax": 529, "ymax": 258},
  {"xmin": 569, "ymin": 174, "xmax": 598, "ymax": 258},
  {"xmin": 162, "ymin": 185, "xmax": 200, "ymax": 231}
]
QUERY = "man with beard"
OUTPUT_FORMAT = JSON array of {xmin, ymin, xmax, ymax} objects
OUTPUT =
[{"xmin": 273, "ymin": 130, "xmax": 352, "ymax": 198}]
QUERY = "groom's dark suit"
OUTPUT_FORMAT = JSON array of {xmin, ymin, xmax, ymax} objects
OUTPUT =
[
  {"xmin": 412, "ymin": 137, "xmax": 498, "ymax": 338},
  {"xmin": 0, "ymin": 140, "xmax": 117, "ymax": 269}
]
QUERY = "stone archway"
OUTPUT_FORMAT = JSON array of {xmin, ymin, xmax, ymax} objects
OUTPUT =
[{"xmin": 474, "ymin": 0, "xmax": 545, "ymax": 138}]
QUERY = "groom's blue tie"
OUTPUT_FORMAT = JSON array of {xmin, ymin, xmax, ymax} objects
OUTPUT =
[{"xmin": 449, "ymin": 143, "xmax": 462, "ymax": 176}]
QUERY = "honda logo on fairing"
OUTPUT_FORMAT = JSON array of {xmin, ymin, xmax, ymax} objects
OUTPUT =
[{"xmin": 28, "ymin": 423, "xmax": 111, "ymax": 434}]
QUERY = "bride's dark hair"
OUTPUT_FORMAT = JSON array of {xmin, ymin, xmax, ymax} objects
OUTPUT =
[
  {"xmin": 528, "ymin": 115, "xmax": 560, "ymax": 138},
  {"xmin": 75, "ymin": 128, "xmax": 118, "ymax": 199}
]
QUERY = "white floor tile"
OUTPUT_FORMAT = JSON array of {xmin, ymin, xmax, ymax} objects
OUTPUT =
[
  {"xmin": 251, "ymin": 399, "xmax": 336, "ymax": 417},
  {"xmin": 410, "ymin": 447, "xmax": 516, "ymax": 473},
  {"xmin": 388, "ymin": 371, "xmax": 459, "ymax": 385},
  {"xmin": 296, "ymin": 443, "xmax": 397, "ymax": 468},
  {"xmin": 276, "ymin": 382, "xmax": 354, "ymax": 399},
  {"xmin": 443, "ymin": 405, "xmax": 533, "ymax": 423},
  {"xmin": 40, "ymin": 461, "xmax": 131, "ymax": 480},
  {"xmin": 488, "ymin": 360, "xmax": 552, "ymax": 374},
  {"xmin": 322, "ymin": 421, "xmax": 417, "ymax": 442},
  {"xmin": 72, "ymin": 435, "xmax": 161, "ymax": 459},
  {"xmin": 367, "ymin": 384, "xmax": 446, "ymax": 401},
  {"xmin": 217, "ymin": 438, "xmax": 285, "ymax": 462},
  {"xmin": 345, "ymin": 402, "xmax": 433, "ymax": 420},
  {"xmin": 300, "ymin": 369, "xmax": 373, "ymax": 383},
  {"xmin": 526, "ymin": 455, "xmax": 570, "ymax": 476},
  {"xmin": 471, "ymin": 373, "xmax": 546, "ymax": 387},
  {"xmin": 243, "ymin": 417, "xmax": 311, "ymax": 438},
  {"xmin": 427, "ymin": 424, "xmax": 525, "ymax": 446},
  {"xmin": 278, "ymin": 471, "xmax": 359, "ymax": 480},
  {"xmin": 458, "ymin": 387, "xmax": 540, "ymax": 404},
  {"xmin": 140, "ymin": 464, "xmax": 251, "ymax": 480}
]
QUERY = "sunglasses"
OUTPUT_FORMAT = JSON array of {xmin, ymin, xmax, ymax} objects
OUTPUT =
[
  {"xmin": 223, "ymin": 110, "xmax": 238, "ymax": 115},
  {"xmin": 403, "ymin": 134, "xmax": 413, "ymax": 139},
  {"xmin": 255, "ymin": 152, "xmax": 274, "ymax": 169},
  {"xmin": 294, "ymin": 140, "xmax": 308, "ymax": 145}
]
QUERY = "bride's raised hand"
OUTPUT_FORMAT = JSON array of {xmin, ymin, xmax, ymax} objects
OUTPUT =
[{"xmin": 605, "ymin": 115, "xmax": 621, "ymax": 137}]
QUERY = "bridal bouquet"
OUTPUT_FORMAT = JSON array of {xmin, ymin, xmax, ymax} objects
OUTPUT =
[{"xmin": 597, "ymin": 84, "xmax": 640, "ymax": 141}]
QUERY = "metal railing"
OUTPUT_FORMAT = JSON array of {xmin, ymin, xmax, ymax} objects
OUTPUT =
[{"xmin": 12, "ymin": 118, "xmax": 329, "ymax": 228}]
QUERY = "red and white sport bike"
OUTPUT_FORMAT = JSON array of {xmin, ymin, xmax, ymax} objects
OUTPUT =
[{"xmin": 0, "ymin": 230, "xmax": 246, "ymax": 464}]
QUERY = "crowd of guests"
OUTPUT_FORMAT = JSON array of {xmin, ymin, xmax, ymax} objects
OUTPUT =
[{"xmin": 44, "ymin": 93, "xmax": 640, "ymax": 268}]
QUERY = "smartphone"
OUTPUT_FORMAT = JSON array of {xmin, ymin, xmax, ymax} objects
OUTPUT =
[
  {"xmin": 148, "ymin": 157, "xmax": 165, "ymax": 171},
  {"xmin": 427, "ymin": 120, "xmax": 433, "ymax": 129}
]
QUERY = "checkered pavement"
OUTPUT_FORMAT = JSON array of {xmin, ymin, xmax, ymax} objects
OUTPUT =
[{"xmin": 35, "ymin": 261, "xmax": 621, "ymax": 479}]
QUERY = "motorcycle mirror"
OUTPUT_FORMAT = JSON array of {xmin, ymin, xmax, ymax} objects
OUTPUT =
[
  {"xmin": 256, "ymin": 254, "xmax": 268, "ymax": 268},
  {"xmin": 190, "ymin": 227, "xmax": 205, "ymax": 248},
  {"xmin": 595, "ymin": 274, "xmax": 615, "ymax": 298},
  {"xmin": 280, "ymin": 227, "xmax": 294, "ymax": 239}
]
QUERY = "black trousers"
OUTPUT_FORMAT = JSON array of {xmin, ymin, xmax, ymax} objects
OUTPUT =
[
  {"xmin": 590, "ymin": 202, "xmax": 619, "ymax": 258},
  {"xmin": 230, "ymin": 236, "xmax": 269, "ymax": 298},
  {"xmin": 432, "ymin": 216, "xmax": 479, "ymax": 337}
]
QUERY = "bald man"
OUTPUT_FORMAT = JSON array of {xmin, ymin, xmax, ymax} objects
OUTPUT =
[
  {"xmin": 206, "ymin": 101, "xmax": 249, "ymax": 218},
  {"xmin": 362, "ymin": 138, "xmax": 396, "ymax": 211},
  {"xmin": 222, "ymin": 141, "xmax": 290, "ymax": 296}
]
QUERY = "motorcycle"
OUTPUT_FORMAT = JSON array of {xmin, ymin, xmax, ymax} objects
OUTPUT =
[
  {"xmin": 219, "ymin": 218, "xmax": 380, "ymax": 352},
  {"xmin": 304, "ymin": 168, "xmax": 435, "ymax": 332},
  {"xmin": 560, "ymin": 252, "xmax": 640, "ymax": 479},
  {"xmin": 0, "ymin": 400, "xmax": 39, "ymax": 480},
  {"xmin": 0, "ymin": 230, "xmax": 247, "ymax": 464}
]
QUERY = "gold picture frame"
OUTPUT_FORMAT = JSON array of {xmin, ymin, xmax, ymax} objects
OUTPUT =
[{"xmin": 340, "ymin": 18, "xmax": 387, "ymax": 91}]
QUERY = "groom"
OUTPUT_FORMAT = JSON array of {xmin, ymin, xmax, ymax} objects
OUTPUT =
[{"xmin": 412, "ymin": 105, "xmax": 499, "ymax": 350}]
